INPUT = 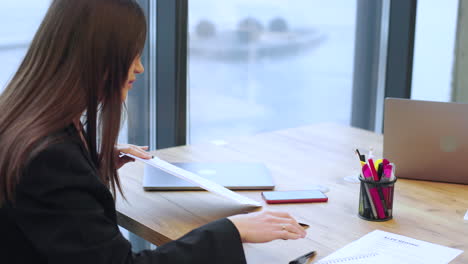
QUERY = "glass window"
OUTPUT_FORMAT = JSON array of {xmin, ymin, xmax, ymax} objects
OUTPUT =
[
  {"xmin": 119, "ymin": 0, "xmax": 151, "ymax": 147},
  {"xmin": 188, "ymin": 0, "xmax": 357, "ymax": 143},
  {"xmin": 0, "ymin": 1, "xmax": 150, "ymax": 147},
  {"xmin": 0, "ymin": 1, "xmax": 50, "ymax": 92},
  {"xmin": 411, "ymin": 0, "xmax": 458, "ymax": 102}
]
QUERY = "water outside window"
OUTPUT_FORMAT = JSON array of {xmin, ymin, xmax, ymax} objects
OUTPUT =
[{"xmin": 188, "ymin": 0, "xmax": 357, "ymax": 144}]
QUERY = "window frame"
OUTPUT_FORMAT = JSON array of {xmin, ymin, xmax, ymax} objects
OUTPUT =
[{"xmin": 351, "ymin": 0, "xmax": 417, "ymax": 132}]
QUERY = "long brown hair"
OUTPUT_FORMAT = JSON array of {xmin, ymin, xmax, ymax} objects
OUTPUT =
[{"xmin": 0, "ymin": 0, "xmax": 147, "ymax": 204}]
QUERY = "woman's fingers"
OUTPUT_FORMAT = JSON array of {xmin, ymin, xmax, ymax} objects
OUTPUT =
[
  {"xmin": 228, "ymin": 210, "xmax": 308, "ymax": 243},
  {"xmin": 269, "ymin": 211, "xmax": 294, "ymax": 220},
  {"xmin": 265, "ymin": 212, "xmax": 306, "ymax": 237},
  {"xmin": 127, "ymin": 148, "xmax": 151, "ymax": 159},
  {"xmin": 134, "ymin": 147, "xmax": 152, "ymax": 158},
  {"xmin": 119, "ymin": 156, "xmax": 135, "ymax": 163},
  {"xmin": 115, "ymin": 154, "xmax": 135, "ymax": 169},
  {"xmin": 277, "ymin": 223, "xmax": 306, "ymax": 238},
  {"xmin": 118, "ymin": 144, "xmax": 152, "ymax": 159},
  {"xmin": 275, "ymin": 230, "xmax": 303, "ymax": 240}
]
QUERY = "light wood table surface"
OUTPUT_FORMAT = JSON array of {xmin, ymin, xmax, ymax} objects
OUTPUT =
[{"xmin": 116, "ymin": 123, "xmax": 468, "ymax": 263}]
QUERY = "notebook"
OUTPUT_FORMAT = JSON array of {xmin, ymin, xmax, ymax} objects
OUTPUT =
[{"xmin": 143, "ymin": 162, "xmax": 275, "ymax": 191}]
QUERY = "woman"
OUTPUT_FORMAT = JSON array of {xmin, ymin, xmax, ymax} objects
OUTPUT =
[{"xmin": 0, "ymin": 0, "xmax": 307, "ymax": 263}]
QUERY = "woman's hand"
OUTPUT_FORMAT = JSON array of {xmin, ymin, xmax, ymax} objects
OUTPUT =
[
  {"xmin": 115, "ymin": 144, "xmax": 152, "ymax": 169},
  {"xmin": 228, "ymin": 210, "xmax": 307, "ymax": 243}
]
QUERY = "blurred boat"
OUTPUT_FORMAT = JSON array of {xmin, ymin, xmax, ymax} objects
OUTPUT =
[{"xmin": 189, "ymin": 17, "xmax": 326, "ymax": 62}]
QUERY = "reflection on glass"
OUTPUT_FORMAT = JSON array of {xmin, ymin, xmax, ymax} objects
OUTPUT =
[{"xmin": 188, "ymin": 0, "xmax": 357, "ymax": 143}]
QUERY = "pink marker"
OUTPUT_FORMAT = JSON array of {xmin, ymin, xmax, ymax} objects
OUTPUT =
[
  {"xmin": 362, "ymin": 165, "xmax": 379, "ymax": 219},
  {"xmin": 382, "ymin": 159, "xmax": 390, "ymax": 166},
  {"xmin": 363, "ymin": 164, "xmax": 387, "ymax": 219},
  {"xmin": 381, "ymin": 164, "xmax": 393, "ymax": 213},
  {"xmin": 383, "ymin": 164, "xmax": 393, "ymax": 180}
]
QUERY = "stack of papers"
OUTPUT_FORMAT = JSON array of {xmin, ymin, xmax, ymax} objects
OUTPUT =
[
  {"xmin": 123, "ymin": 153, "xmax": 262, "ymax": 207},
  {"xmin": 317, "ymin": 230, "xmax": 463, "ymax": 264}
]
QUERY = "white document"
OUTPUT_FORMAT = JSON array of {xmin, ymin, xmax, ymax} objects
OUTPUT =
[
  {"xmin": 464, "ymin": 210, "xmax": 468, "ymax": 221},
  {"xmin": 317, "ymin": 230, "xmax": 463, "ymax": 264},
  {"xmin": 123, "ymin": 153, "xmax": 262, "ymax": 207}
]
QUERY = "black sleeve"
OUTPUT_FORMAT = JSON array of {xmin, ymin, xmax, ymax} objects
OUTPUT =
[
  {"xmin": 12, "ymin": 143, "xmax": 246, "ymax": 264},
  {"xmin": 133, "ymin": 218, "xmax": 247, "ymax": 264}
]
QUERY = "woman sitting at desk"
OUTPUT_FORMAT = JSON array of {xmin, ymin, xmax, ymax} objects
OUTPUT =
[{"xmin": 0, "ymin": 0, "xmax": 306, "ymax": 263}]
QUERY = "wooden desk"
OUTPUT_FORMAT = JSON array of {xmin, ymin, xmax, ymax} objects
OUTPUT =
[{"xmin": 116, "ymin": 123, "xmax": 468, "ymax": 263}]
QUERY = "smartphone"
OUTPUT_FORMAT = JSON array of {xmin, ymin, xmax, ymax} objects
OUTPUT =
[{"xmin": 262, "ymin": 190, "xmax": 328, "ymax": 204}]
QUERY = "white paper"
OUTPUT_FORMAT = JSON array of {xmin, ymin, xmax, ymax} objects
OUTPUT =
[
  {"xmin": 317, "ymin": 230, "xmax": 463, "ymax": 264},
  {"xmin": 123, "ymin": 153, "xmax": 262, "ymax": 207},
  {"xmin": 464, "ymin": 210, "xmax": 468, "ymax": 221}
]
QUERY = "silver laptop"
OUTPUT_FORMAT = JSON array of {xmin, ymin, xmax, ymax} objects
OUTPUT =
[
  {"xmin": 143, "ymin": 162, "xmax": 275, "ymax": 190},
  {"xmin": 383, "ymin": 98, "xmax": 468, "ymax": 184}
]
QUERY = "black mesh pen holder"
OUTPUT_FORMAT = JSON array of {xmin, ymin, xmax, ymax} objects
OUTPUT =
[{"xmin": 358, "ymin": 176, "xmax": 397, "ymax": 222}]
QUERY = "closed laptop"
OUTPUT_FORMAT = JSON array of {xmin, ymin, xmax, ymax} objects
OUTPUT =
[{"xmin": 143, "ymin": 162, "xmax": 275, "ymax": 190}]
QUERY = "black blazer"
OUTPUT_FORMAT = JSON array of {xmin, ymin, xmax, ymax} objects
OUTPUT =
[{"xmin": 0, "ymin": 125, "xmax": 246, "ymax": 264}]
